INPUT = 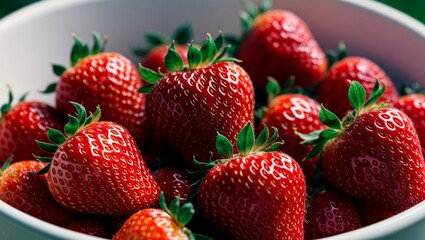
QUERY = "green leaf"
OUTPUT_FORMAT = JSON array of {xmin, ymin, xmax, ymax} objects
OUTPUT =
[
  {"xmin": 169, "ymin": 196, "xmax": 180, "ymax": 216},
  {"xmin": 40, "ymin": 82, "xmax": 57, "ymax": 94},
  {"xmin": 240, "ymin": 11, "xmax": 253, "ymax": 38},
  {"xmin": 18, "ymin": 92, "xmax": 29, "ymax": 103},
  {"xmin": 214, "ymin": 32, "xmax": 224, "ymax": 50},
  {"xmin": 365, "ymin": 79, "xmax": 386, "ymax": 107},
  {"xmin": 70, "ymin": 102, "xmax": 87, "ymax": 127},
  {"xmin": 89, "ymin": 106, "xmax": 101, "ymax": 125},
  {"xmin": 52, "ymin": 64, "xmax": 66, "ymax": 76},
  {"xmin": 212, "ymin": 45, "xmax": 230, "ymax": 64},
  {"xmin": 47, "ymin": 128, "xmax": 66, "ymax": 145},
  {"xmin": 266, "ymin": 77, "xmax": 281, "ymax": 100},
  {"xmin": 348, "ymin": 81, "xmax": 366, "ymax": 114},
  {"xmin": 304, "ymin": 140, "xmax": 327, "ymax": 160},
  {"xmin": 319, "ymin": 128, "xmax": 341, "ymax": 139},
  {"xmin": 159, "ymin": 192, "xmax": 169, "ymax": 213},
  {"xmin": 319, "ymin": 105, "xmax": 342, "ymax": 130},
  {"xmin": 145, "ymin": 31, "xmax": 169, "ymax": 48},
  {"xmin": 188, "ymin": 43, "xmax": 202, "ymax": 69},
  {"xmin": 138, "ymin": 84, "xmax": 155, "ymax": 93},
  {"xmin": 337, "ymin": 42, "xmax": 347, "ymax": 60},
  {"xmin": 254, "ymin": 124, "xmax": 269, "ymax": 148},
  {"xmin": 91, "ymin": 31, "xmax": 105, "ymax": 55},
  {"xmin": 173, "ymin": 23, "xmax": 192, "ymax": 45},
  {"xmin": 32, "ymin": 162, "xmax": 51, "ymax": 175},
  {"xmin": 200, "ymin": 34, "xmax": 217, "ymax": 64},
  {"xmin": 36, "ymin": 141, "xmax": 58, "ymax": 154},
  {"xmin": 1, "ymin": 156, "xmax": 13, "ymax": 172},
  {"xmin": 258, "ymin": 0, "xmax": 272, "ymax": 13},
  {"xmin": 264, "ymin": 127, "xmax": 279, "ymax": 146},
  {"xmin": 132, "ymin": 47, "xmax": 148, "ymax": 58},
  {"xmin": 139, "ymin": 65, "xmax": 163, "ymax": 84},
  {"xmin": 165, "ymin": 44, "xmax": 184, "ymax": 72},
  {"xmin": 216, "ymin": 133, "xmax": 234, "ymax": 158},
  {"xmin": 70, "ymin": 35, "xmax": 90, "ymax": 66},
  {"xmin": 33, "ymin": 154, "xmax": 52, "ymax": 163},
  {"xmin": 192, "ymin": 234, "xmax": 213, "ymax": 240},
  {"xmin": 64, "ymin": 115, "xmax": 79, "ymax": 136},
  {"xmin": 236, "ymin": 122, "xmax": 254, "ymax": 156},
  {"xmin": 176, "ymin": 203, "xmax": 195, "ymax": 226},
  {"xmin": 264, "ymin": 142, "xmax": 283, "ymax": 152},
  {"xmin": 1, "ymin": 90, "xmax": 13, "ymax": 114},
  {"xmin": 326, "ymin": 50, "xmax": 336, "ymax": 69},
  {"xmin": 298, "ymin": 129, "xmax": 322, "ymax": 143},
  {"xmin": 254, "ymin": 107, "xmax": 267, "ymax": 121},
  {"xmin": 242, "ymin": 0, "xmax": 258, "ymax": 18}
]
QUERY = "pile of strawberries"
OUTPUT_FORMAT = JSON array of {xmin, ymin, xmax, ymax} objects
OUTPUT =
[{"xmin": 1, "ymin": 1, "xmax": 425, "ymax": 239}]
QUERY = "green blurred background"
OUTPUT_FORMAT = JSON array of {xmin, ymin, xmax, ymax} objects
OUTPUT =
[{"xmin": 0, "ymin": 0, "xmax": 425, "ymax": 23}]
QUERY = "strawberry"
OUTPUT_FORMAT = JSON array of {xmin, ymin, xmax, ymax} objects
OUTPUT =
[
  {"xmin": 394, "ymin": 93, "xmax": 425, "ymax": 152},
  {"xmin": 139, "ymin": 33, "xmax": 254, "ymax": 166},
  {"xmin": 0, "ymin": 91, "xmax": 65, "ymax": 163},
  {"xmin": 152, "ymin": 166, "xmax": 192, "ymax": 205},
  {"xmin": 197, "ymin": 123, "xmax": 306, "ymax": 240},
  {"xmin": 301, "ymin": 80, "xmax": 425, "ymax": 214},
  {"xmin": 0, "ymin": 158, "xmax": 76, "ymax": 226},
  {"xmin": 113, "ymin": 193, "xmax": 209, "ymax": 240},
  {"xmin": 258, "ymin": 78, "xmax": 326, "ymax": 182},
  {"xmin": 304, "ymin": 188, "xmax": 361, "ymax": 240},
  {"xmin": 133, "ymin": 23, "xmax": 193, "ymax": 75},
  {"xmin": 355, "ymin": 200, "xmax": 394, "ymax": 227},
  {"xmin": 236, "ymin": 0, "xmax": 327, "ymax": 89},
  {"xmin": 66, "ymin": 217, "xmax": 109, "ymax": 238},
  {"xmin": 43, "ymin": 32, "xmax": 148, "ymax": 145},
  {"xmin": 35, "ymin": 103, "xmax": 159, "ymax": 215},
  {"xmin": 316, "ymin": 56, "xmax": 399, "ymax": 118}
]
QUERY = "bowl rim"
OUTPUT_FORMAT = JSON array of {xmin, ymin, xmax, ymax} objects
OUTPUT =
[{"xmin": 1, "ymin": 0, "xmax": 425, "ymax": 240}]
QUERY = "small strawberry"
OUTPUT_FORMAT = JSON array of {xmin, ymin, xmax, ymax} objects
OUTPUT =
[
  {"xmin": 304, "ymin": 188, "xmax": 361, "ymax": 240},
  {"xmin": 394, "ymin": 90, "xmax": 425, "ymax": 152},
  {"xmin": 355, "ymin": 200, "xmax": 394, "ymax": 227},
  {"xmin": 35, "ymin": 103, "xmax": 159, "ymax": 215},
  {"xmin": 236, "ymin": 0, "xmax": 327, "ymax": 89},
  {"xmin": 43, "ymin": 32, "xmax": 148, "ymax": 145},
  {"xmin": 152, "ymin": 167, "xmax": 192, "ymax": 205},
  {"xmin": 133, "ymin": 23, "xmax": 193, "ymax": 75},
  {"xmin": 316, "ymin": 56, "xmax": 399, "ymax": 118},
  {"xmin": 139, "ymin": 33, "xmax": 254, "ymax": 166},
  {"xmin": 113, "ymin": 193, "xmax": 210, "ymax": 240},
  {"xmin": 197, "ymin": 123, "xmax": 306, "ymax": 240},
  {"xmin": 66, "ymin": 217, "xmax": 109, "ymax": 238},
  {"xmin": 258, "ymin": 78, "xmax": 326, "ymax": 182},
  {"xmin": 0, "ymin": 158, "xmax": 76, "ymax": 226},
  {"xmin": 0, "ymin": 91, "xmax": 65, "ymax": 163},
  {"xmin": 301, "ymin": 80, "xmax": 425, "ymax": 214}
]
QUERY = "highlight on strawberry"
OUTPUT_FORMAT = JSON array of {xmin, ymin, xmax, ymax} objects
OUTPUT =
[
  {"xmin": 192, "ymin": 122, "xmax": 306, "ymax": 240},
  {"xmin": 34, "ymin": 102, "xmax": 160, "ymax": 215},
  {"xmin": 139, "ymin": 32, "xmax": 254, "ymax": 167}
]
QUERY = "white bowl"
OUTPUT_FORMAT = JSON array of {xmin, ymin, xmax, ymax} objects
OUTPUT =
[{"xmin": 1, "ymin": 0, "xmax": 425, "ymax": 239}]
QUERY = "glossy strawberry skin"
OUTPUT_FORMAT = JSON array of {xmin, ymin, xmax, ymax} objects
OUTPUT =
[
  {"xmin": 147, "ymin": 62, "xmax": 254, "ymax": 166},
  {"xmin": 322, "ymin": 108, "xmax": 425, "ymax": 214},
  {"xmin": 56, "ymin": 53, "xmax": 148, "ymax": 145},
  {"xmin": 113, "ymin": 208, "xmax": 188, "ymax": 240},
  {"xmin": 305, "ymin": 189, "xmax": 361, "ymax": 240},
  {"xmin": 394, "ymin": 94, "xmax": 425, "ymax": 151},
  {"xmin": 142, "ymin": 44, "xmax": 189, "ymax": 75},
  {"xmin": 238, "ymin": 10, "xmax": 327, "ymax": 89},
  {"xmin": 152, "ymin": 167, "xmax": 192, "ymax": 204},
  {"xmin": 47, "ymin": 121, "xmax": 159, "ymax": 215},
  {"xmin": 260, "ymin": 94, "xmax": 326, "ymax": 181},
  {"xmin": 0, "ymin": 101, "xmax": 65, "ymax": 163},
  {"xmin": 0, "ymin": 160, "xmax": 76, "ymax": 226},
  {"xmin": 198, "ymin": 151, "xmax": 306, "ymax": 240},
  {"xmin": 316, "ymin": 57, "xmax": 399, "ymax": 118}
]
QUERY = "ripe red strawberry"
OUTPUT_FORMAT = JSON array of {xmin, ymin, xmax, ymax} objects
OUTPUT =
[
  {"xmin": 0, "ymin": 158, "xmax": 76, "ymax": 226},
  {"xmin": 0, "ymin": 91, "xmax": 65, "ymax": 163},
  {"xmin": 302, "ymin": 81, "xmax": 425, "ymax": 214},
  {"xmin": 237, "ymin": 1, "xmax": 327, "ymax": 89},
  {"xmin": 140, "ymin": 33, "xmax": 254, "ymax": 166},
  {"xmin": 113, "ymin": 193, "xmax": 208, "ymax": 240},
  {"xmin": 43, "ymin": 32, "xmax": 148, "ymax": 145},
  {"xmin": 66, "ymin": 217, "xmax": 109, "ymax": 238},
  {"xmin": 35, "ymin": 103, "xmax": 160, "ymax": 215},
  {"xmin": 198, "ymin": 123, "xmax": 306, "ymax": 240},
  {"xmin": 133, "ymin": 23, "xmax": 192, "ymax": 75},
  {"xmin": 355, "ymin": 200, "xmax": 394, "ymax": 227},
  {"xmin": 304, "ymin": 188, "xmax": 361, "ymax": 240},
  {"xmin": 258, "ymin": 79, "xmax": 326, "ymax": 181},
  {"xmin": 316, "ymin": 56, "xmax": 399, "ymax": 118},
  {"xmin": 394, "ymin": 93, "xmax": 425, "ymax": 152},
  {"xmin": 152, "ymin": 167, "xmax": 192, "ymax": 205}
]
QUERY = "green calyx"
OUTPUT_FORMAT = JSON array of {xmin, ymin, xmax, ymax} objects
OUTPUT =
[
  {"xmin": 133, "ymin": 23, "xmax": 193, "ymax": 57},
  {"xmin": 159, "ymin": 192, "xmax": 211, "ymax": 240},
  {"xmin": 400, "ymin": 82, "xmax": 424, "ymax": 96},
  {"xmin": 34, "ymin": 102, "xmax": 101, "ymax": 174},
  {"xmin": 326, "ymin": 41, "xmax": 347, "ymax": 69},
  {"xmin": 299, "ymin": 79, "xmax": 386, "ymax": 160},
  {"xmin": 41, "ymin": 32, "xmax": 107, "ymax": 94},
  {"xmin": 1, "ymin": 89, "xmax": 28, "ymax": 116},
  {"xmin": 0, "ymin": 156, "xmax": 13, "ymax": 177},
  {"xmin": 138, "ymin": 32, "xmax": 239, "ymax": 94},
  {"xmin": 240, "ymin": 0, "xmax": 272, "ymax": 37}
]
